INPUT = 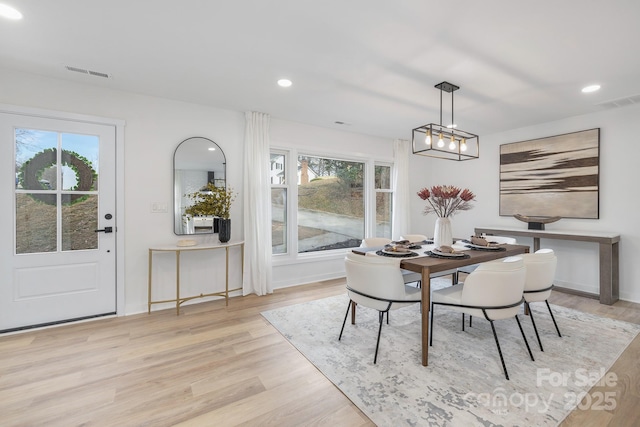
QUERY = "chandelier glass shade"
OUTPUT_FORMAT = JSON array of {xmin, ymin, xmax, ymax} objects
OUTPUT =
[{"xmin": 412, "ymin": 81, "xmax": 479, "ymax": 161}]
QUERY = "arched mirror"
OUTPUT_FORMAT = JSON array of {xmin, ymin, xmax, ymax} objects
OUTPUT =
[{"xmin": 174, "ymin": 137, "xmax": 226, "ymax": 235}]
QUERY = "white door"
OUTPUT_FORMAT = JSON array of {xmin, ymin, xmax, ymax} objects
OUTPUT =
[{"xmin": 0, "ymin": 113, "xmax": 117, "ymax": 332}]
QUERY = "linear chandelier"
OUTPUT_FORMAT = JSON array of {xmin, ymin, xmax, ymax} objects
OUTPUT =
[{"xmin": 412, "ymin": 81, "xmax": 479, "ymax": 161}]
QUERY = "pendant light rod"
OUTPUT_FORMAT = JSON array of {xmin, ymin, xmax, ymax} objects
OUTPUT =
[
  {"xmin": 434, "ymin": 81, "xmax": 459, "ymax": 127},
  {"xmin": 451, "ymin": 85, "xmax": 454, "ymax": 127},
  {"xmin": 439, "ymin": 86, "xmax": 443, "ymax": 126}
]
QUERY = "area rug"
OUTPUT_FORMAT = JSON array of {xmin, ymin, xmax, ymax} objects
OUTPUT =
[{"xmin": 261, "ymin": 280, "xmax": 640, "ymax": 426}]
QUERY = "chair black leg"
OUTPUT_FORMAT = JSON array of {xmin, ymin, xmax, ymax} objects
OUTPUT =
[
  {"xmin": 526, "ymin": 302, "xmax": 544, "ymax": 351},
  {"xmin": 515, "ymin": 315, "xmax": 535, "ymax": 361},
  {"xmin": 462, "ymin": 313, "xmax": 465, "ymax": 331},
  {"xmin": 386, "ymin": 311, "xmax": 389, "ymax": 325},
  {"xmin": 374, "ymin": 311, "xmax": 385, "ymax": 364},
  {"xmin": 470, "ymin": 315, "xmax": 473, "ymax": 328},
  {"xmin": 489, "ymin": 320, "xmax": 509, "ymax": 380},
  {"xmin": 546, "ymin": 300, "xmax": 562, "ymax": 337},
  {"xmin": 338, "ymin": 300, "xmax": 351, "ymax": 340},
  {"xmin": 429, "ymin": 303, "xmax": 435, "ymax": 346}
]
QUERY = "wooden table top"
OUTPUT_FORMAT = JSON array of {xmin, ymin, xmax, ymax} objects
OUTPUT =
[{"xmin": 400, "ymin": 244, "xmax": 531, "ymax": 274}]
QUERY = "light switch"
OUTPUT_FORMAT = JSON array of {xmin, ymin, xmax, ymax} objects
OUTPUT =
[{"xmin": 151, "ymin": 202, "xmax": 168, "ymax": 213}]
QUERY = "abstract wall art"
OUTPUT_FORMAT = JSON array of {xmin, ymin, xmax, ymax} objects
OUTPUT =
[{"xmin": 499, "ymin": 128, "xmax": 600, "ymax": 219}]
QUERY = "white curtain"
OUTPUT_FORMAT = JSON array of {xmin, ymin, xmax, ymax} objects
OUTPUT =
[
  {"xmin": 242, "ymin": 111, "xmax": 273, "ymax": 295},
  {"xmin": 392, "ymin": 139, "xmax": 411, "ymax": 240}
]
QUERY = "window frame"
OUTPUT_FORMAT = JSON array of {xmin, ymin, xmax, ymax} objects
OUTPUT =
[{"xmin": 270, "ymin": 146, "xmax": 394, "ymax": 265}]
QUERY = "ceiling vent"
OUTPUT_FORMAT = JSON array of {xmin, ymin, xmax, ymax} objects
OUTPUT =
[
  {"xmin": 65, "ymin": 65, "xmax": 111, "ymax": 78},
  {"xmin": 596, "ymin": 94, "xmax": 640, "ymax": 109}
]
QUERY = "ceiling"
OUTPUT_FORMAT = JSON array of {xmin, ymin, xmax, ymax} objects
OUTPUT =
[{"xmin": 1, "ymin": 0, "xmax": 639, "ymax": 140}]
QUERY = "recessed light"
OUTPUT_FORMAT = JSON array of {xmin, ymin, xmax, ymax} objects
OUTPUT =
[
  {"xmin": 0, "ymin": 3, "xmax": 22, "ymax": 20},
  {"xmin": 208, "ymin": 147, "xmax": 216, "ymax": 151},
  {"xmin": 582, "ymin": 84, "xmax": 601, "ymax": 93},
  {"xmin": 277, "ymin": 79, "xmax": 292, "ymax": 88},
  {"xmin": 446, "ymin": 124, "xmax": 457, "ymax": 129}
]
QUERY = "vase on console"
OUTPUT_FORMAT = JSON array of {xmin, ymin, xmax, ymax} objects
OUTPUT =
[
  {"xmin": 218, "ymin": 218, "xmax": 231, "ymax": 243},
  {"xmin": 434, "ymin": 217, "xmax": 453, "ymax": 248}
]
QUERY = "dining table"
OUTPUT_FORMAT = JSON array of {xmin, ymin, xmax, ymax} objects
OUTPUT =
[{"xmin": 399, "ymin": 243, "xmax": 530, "ymax": 366}]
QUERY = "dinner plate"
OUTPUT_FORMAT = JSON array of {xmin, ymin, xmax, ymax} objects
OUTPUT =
[
  {"xmin": 431, "ymin": 248, "xmax": 466, "ymax": 257},
  {"xmin": 465, "ymin": 243, "xmax": 503, "ymax": 250}
]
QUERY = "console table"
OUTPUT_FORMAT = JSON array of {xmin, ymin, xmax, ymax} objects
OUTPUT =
[
  {"xmin": 148, "ymin": 241, "xmax": 244, "ymax": 315},
  {"xmin": 475, "ymin": 227, "xmax": 620, "ymax": 305}
]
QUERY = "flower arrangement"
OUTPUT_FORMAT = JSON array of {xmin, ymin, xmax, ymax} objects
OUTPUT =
[
  {"xmin": 417, "ymin": 185, "xmax": 475, "ymax": 217},
  {"xmin": 184, "ymin": 183, "xmax": 236, "ymax": 219}
]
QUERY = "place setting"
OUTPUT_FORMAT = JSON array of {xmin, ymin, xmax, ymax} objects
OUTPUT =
[
  {"xmin": 425, "ymin": 245, "xmax": 470, "ymax": 259},
  {"xmin": 461, "ymin": 235, "xmax": 508, "ymax": 251},
  {"xmin": 377, "ymin": 244, "xmax": 420, "ymax": 258},
  {"xmin": 391, "ymin": 239, "xmax": 432, "ymax": 249}
]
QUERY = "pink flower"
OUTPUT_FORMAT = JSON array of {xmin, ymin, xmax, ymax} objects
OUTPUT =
[
  {"xmin": 460, "ymin": 188, "xmax": 475, "ymax": 202},
  {"xmin": 418, "ymin": 184, "xmax": 476, "ymax": 217},
  {"xmin": 417, "ymin": 188, "xmax": 430, "ymax": 200}
]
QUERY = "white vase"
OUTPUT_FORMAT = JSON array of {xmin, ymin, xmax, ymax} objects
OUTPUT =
[{"xmin": 434, "ymin": 217, "xmax": 453, "ymax": 247}]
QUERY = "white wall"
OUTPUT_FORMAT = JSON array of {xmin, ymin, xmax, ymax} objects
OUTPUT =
[{"xmin": 409, "ymin": 104, "xmax": 640, "ymax": 302}]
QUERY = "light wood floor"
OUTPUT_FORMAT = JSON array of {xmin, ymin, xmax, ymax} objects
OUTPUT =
[{"xmin": 1, "ymin": 279, "xmax": 639, "ymax": 427}]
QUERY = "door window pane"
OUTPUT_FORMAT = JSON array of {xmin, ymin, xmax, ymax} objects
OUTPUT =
[
  {"xmin": 16, "ymin": 129, "xmax": 58, "ymax": 191},
  {"xmin": 297, "ymin": 155, "xmax": 364, "ymax": 253},
  {"xmin": 15, "ymin": 193, "xmax": 57, "ymax": 254},
  {"xmin": 62, "ymin": 194, "xmax": 98, "ymax": 251},
  {"xmin": 61, "ymin": 133, "xmax": 99, "ymax": 191}
]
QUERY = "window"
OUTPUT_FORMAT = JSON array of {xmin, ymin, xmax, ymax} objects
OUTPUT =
[
  {"xmin": 375, "ymin": 165, "xmax": 392, "ymax": 239},
  {"xmin": 297, "ymin": 155, "xmax": 364, "ymax": 253},
  {"xmin": 15, "ymin": 128, "xmax": 99, "ymax": 254},
  {"xmin": 270, "ymin": 149, "xmax": 393, "ymax": 256},
  {"xmin": 270, "ymin": 152, "xmax": 287, "ymax": 254}
]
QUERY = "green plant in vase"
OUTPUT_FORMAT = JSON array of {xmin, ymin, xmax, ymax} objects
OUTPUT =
[
  {"xmin": 185, "ymin": 183, "xmax": 236, "ymax": 218},
  {"xmin": 184, "ymin": 184, "xmax": 236, "ymax": 242}
]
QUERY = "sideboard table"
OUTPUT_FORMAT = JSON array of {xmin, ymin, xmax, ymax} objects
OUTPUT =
[
  {"xmin": 475, "ymin": 227, "xmax": 620, "ymax": 305},
  {"xmin": 148, "ymin": 241, "xmax": 244, "ymax": 314}
]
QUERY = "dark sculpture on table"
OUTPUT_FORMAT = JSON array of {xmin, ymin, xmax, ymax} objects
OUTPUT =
[{"xmin": 514, "ymin": 214, "xmax": 562, "ymax": 230}]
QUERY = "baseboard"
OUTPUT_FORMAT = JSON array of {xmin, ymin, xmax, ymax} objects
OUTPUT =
[{"xmin": 552, "ymin": 285, "xmax": 599, "ymax": 300}]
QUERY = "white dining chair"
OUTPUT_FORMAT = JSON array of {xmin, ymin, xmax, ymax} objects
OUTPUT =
[
  {"xmin": 360, "ymin": 238, "xmax": 422, "ymax": 285},
  {"xmin": 339, "ymin": 252, "xmax": 422, "ymax": 363},
  {"xmin": 522, "ymin": 249, "xmax": 560, "ymax": 351},
  {"xmin": 430, "ymin": 256, "xmax": 534, "ymax": 380}
]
